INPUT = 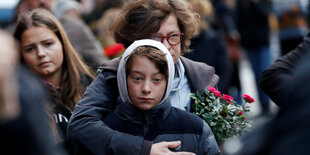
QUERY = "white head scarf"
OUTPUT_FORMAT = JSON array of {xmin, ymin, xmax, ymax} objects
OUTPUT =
[{"xmin": 117, "ymin": 39, "xmax": 175, "ymax": 105}]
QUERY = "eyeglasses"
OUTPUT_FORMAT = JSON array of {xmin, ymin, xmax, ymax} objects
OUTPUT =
[{"xmin": 150, "ymin": 33, "xmax": 184, "ymax": 46}]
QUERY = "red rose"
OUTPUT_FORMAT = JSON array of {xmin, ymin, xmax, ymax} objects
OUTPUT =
[
  {"xmin": 208, "ymin": 87, "xmax": 217, "ymax": 93},
  {"xmin": 238, "ymin": 111, "xmax": 243, "ymax": 115},
  {"xmin": 214, "ymin": 90, "xmax": 222, "ymax": 98},
  {"xmin": 222, "ymin": 94, "xmax": 234, "ymax": 104},
  {"xmin": 242, "ymin": 94, "xmax": 255, "ymax": 103},
  {"xmin": 208, "ymin": 87, "xmax": 222, "ymax": 98}
]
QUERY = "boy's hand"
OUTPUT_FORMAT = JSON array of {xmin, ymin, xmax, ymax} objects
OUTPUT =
[{"xmin": 150, "ymin": 141, "xmax": 195, "ymax": 155}]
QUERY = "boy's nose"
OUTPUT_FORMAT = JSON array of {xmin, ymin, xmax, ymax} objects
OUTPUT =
[{"xmin": 142, "ymin": 82, "xmax": 151, "ymax": 94}]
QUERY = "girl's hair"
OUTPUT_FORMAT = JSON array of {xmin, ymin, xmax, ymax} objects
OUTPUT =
[
  {"xmin": 111, "ymin": 0, "xmax": 200, "ymax": 53},
  {"xmin": 14, "ymin": 9, "xmax": 95, "ymax": 110},
  {"xmin": 125, "ymin": 46, "xmax": 169, "ymax": 80}
]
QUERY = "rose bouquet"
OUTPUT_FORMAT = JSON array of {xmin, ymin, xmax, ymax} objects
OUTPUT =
[{"xmin": 190, "ymin": 87, "xmax": 255, "ymax": 145}]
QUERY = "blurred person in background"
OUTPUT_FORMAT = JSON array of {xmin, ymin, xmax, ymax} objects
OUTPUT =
[
  {"xmin": 272, "ymin": 0, "xmax": 309, "ymax": 55},
  {"xmin": 53, "ymin": 0, "xmax": 83, "ymax": 19},
  {"xmin": 53, "ymin": 0, "xmax": 107, "ymax": 69},
  {"xmin": 211, "ymin": 0, "xmax": 243, "ymax": 103},
  {"xmin": 84, "ymin": 0, "xmax": 125, "ymax": 59},
  {"xmin": 0, "ymin": 29, "xmax": 65, "ymax": 155},
  {"xmin": 260, "ymin": 32, "xmax": 310, "ymax": 108},
  {"xmin": 13, "ymin": 8, "xmax": 95, "ymax": 153},
  {"xmin": 81, "ymin": 0, "xmax": 124, "ymax": 26},
  {"xmin": 67, "ymin": 0, "xmax": 219, "ymax": 154},
  {"xmin": 235, "ymin": 0, "xmax": 272, "ymax": 115},
  {"xmin": 9, "ymin": 0, "xmax": 106, "ymax": 71},
  {"xmin": 95, "ymin": 8, "xmax": 125, "ymax": 59},
  {"xmin": 237, "ymin": 32, "xmax": 310, "ymax": 155},
  {"xmin": 184, "ymin": 0, "xmax": 233, "ymax": 94},
  {"xmin": 4, "ymin": 0, "xmax": 28, "ymax": 33}
]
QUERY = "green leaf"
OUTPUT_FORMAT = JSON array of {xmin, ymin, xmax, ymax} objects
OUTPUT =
[
  {"xmin": 190, "ymin": 88, "xmax": 253, "ymax": 145},
  {"xmin": 190, "ymin": 93, "xmax": 196, "ymax": 98},
  {"xmin": 202, "ymin": 113, "xmax": 213, "ymax": 120},
  {"xmin": 210, "ymin": 121, "xmax": 217, "ymax": 126}
]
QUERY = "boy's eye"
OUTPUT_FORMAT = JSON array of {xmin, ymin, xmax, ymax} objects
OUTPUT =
[
  {"xmin": 133, "ymin": 77, "xmax": 142, "ymax": 81},
  {"xmin": 153, "ymin": 78, "xmax": 162, "ymax": 83}
]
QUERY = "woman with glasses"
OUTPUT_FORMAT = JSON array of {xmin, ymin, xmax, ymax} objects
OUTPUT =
[{"xmin": 68, "ymin": 0, "xmax": 219, "ymax": 154}]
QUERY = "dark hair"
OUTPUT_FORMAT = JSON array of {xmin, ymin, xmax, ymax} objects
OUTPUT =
[
  {"xmin": 111, "ymin": 0, "xmax": 200, "ymax": 53},
  {"xmin": 125, "ymin": 46, "xmax": 169, "ymax": 80},
  {"xmin": 14, "ymin": 9, "xmax": 94, "ymax": 110}
]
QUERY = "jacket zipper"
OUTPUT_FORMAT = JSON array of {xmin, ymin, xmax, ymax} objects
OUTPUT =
[{"xmin": 143, "ymin": 112, "xmax": 149, "ymax": 137}]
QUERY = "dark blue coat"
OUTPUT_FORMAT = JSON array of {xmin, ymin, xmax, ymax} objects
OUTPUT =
[{"xmin": 67, "ymin": 57, "xmax": 219, "ymax": 154}]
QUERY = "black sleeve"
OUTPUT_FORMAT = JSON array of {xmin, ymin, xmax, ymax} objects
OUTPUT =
[
  {"xmin": 260, "ymin": 33, "xmax": 310, "ymax": 107},
  {"xmin": 0, "ymin": 65, "xmax": 66, "ymax": 155},
  {"xmin": 67, "ymin": 72, "xmax": 146, "ymax": 154}
]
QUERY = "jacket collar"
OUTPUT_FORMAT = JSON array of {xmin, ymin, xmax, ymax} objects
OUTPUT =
[
  {"xmin": 115, "ymin": 100, "xmax": 172, "ymax": 125},
  {"xmin": 180, "ymin": 56, "xmax": 219, "ymax": 93},
  {"xmin": 98, "ymin": 57, "xmax": 120, "ymax": 72}
]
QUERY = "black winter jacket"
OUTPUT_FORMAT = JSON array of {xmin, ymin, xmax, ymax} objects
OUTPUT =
[
  {"xmin": 102, "ymin": 100, "xmax": 220, "ymax": 155},
  {"xmin": 260, "ymin": 33, "xmax": 310, "ymax": 108},
  {"xmin": 67, "ymin": 57, "xmax": 219, "ymax": 154}
]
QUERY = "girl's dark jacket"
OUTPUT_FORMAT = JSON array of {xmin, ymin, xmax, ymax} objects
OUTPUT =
[{"xmin": 67, "ymin": 56, "xmax": 219, "ymax": 154}]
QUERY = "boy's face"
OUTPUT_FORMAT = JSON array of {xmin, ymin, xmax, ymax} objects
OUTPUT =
[{"xmin": 127, "ymin": 56, "xmax": 167, "ymax": 110}]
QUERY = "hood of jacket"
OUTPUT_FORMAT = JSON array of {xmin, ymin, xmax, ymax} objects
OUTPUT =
[
  {"xmin": 99, "ymin": 56, "xmax": 218, "ymax": 92},
  {"xmin": 117, "ymin": 39, "xmax": 175, "ymax": 105}
]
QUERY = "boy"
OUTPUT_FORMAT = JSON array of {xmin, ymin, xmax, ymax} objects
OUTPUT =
[{"xmin": 102, "ymin": 39, "xmax": 220, "ymax": 155}]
